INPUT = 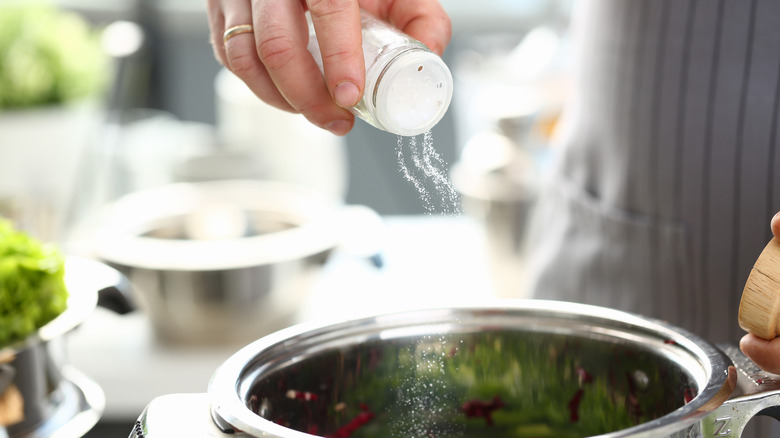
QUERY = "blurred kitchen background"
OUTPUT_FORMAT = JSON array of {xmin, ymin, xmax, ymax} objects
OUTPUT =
[{"xmin": 0, "ymin": 0, "xmax": 572, "ymax": 436}]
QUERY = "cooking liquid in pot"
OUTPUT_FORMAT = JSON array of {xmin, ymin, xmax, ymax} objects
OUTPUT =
[{"xmin": 247, "ymin": 330, "xmax": 697, "ymax": 438}]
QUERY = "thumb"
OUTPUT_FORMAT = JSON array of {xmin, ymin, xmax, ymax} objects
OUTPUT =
[{"xmin": 740, "ymin": 334, "xmax": 780, "ymax": 374}]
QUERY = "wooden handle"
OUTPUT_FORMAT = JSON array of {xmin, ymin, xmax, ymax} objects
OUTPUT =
[{"xmin": 739, "ymin": 237, "xmax": 780, "ymax": 339}]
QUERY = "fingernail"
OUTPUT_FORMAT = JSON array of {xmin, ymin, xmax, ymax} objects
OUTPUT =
[
  {"xmin": 334, "ymin": 81, "xmax": 360, "ymax": 108},
  {"xmin": 326, "ymin": 119, "xmax": 351, "ymax": 136},
  {"xmin": 773, "ymin": 212, "xmax": 780, "ymax": 235}
]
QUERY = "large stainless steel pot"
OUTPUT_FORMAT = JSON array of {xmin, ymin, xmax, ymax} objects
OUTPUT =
[
  {"xmin": 132, "ymin": 301, "xmax": 780, "ymax": 438},
  {"xmin": 94, "ymin": 180, "xmax": 381, "ymax": 345},
  {"xmin": 0, "ymin": 257, "xmax": 131, "ymax": 438}
]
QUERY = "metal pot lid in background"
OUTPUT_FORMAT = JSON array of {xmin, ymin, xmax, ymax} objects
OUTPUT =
[{"xmin": 93, "ymin": 180, "xmax": 357, "ymax": 271}]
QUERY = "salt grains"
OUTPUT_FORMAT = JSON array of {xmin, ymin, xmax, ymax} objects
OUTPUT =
[{"xmin": 396, "ymin": 131, "xmax": 462, "ymax": 215}]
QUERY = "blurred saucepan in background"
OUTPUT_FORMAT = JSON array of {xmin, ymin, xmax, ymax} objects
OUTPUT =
[
  {"xmin": 0, "ymin": 256, "xmax": 132, "ymax": 438},
  {"xmin": 92, "ymin": 180, "xmax": 383, "ymax": 346}
]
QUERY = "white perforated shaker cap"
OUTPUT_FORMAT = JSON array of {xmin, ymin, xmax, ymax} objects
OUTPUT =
[{"xmin": 374, "ymin": 50, "xmax": 453, "ymax": 137}]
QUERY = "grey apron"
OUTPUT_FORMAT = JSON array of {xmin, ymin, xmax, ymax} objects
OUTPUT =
[
  {"xmin": 526, "ymin": 0, "xmax": 780, "ymax": 344},
  {"xmin": 524, "ymin": 2, "xmax": 780, "ymax": 433}
]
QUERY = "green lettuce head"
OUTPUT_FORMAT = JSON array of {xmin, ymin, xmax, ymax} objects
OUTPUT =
[
  {"xmin": 0, "ymin": 3, "xmax": 108, "ymax": 109},
  {"xmin": 0, "ymin": 218, "xmax": 68, "ymax": 348}
]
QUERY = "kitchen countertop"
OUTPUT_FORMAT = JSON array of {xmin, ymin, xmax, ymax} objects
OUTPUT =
[{"xmin": 65, "ymin": 215, "xmax": 506, "ymax": 421}]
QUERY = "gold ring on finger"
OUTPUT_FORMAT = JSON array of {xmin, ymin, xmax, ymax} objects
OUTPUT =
[{"xmin": 223, "ymin": 24, "xmax": 254, "ymax": 44}]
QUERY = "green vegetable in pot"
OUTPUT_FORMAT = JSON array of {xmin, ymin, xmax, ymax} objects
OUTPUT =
[
  {"xmin": 0, "ymin": 218, "xmax": 68, "ymax": 348},
  {"xmin": 0, "ymin": 3, "xmax": 107, "ymax": 109}
]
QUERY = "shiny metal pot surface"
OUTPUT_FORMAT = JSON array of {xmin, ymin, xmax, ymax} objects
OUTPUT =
[
  {"xmin": 95, "ymin": 180, "xmax": 381, "ymax": 345},
  {"xmin": 133, "ymin": 301, "xmax": 780, "ymax": 437}
]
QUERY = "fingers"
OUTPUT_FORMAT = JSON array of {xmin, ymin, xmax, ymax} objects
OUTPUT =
[
  {"xmin": 254, "ymin": 0, "xmax": 355, "ymax": 134},
  {"xmin": 740, "ymin": 334, "xmax": 780, "ymax": 374},
  {"xmin": 209, "ymin": 0, "xmax": 355, "ymax": 135},
  {"xmin": 207, "ymin": 0, "xmax": 451, "ymax": 136},
  {"xmin": 395, "ymin": 1, "xmax": 452, "ymax": 56},
  {"xmin": 364, "ymin": 0, "xmax": 452, "ymax": 55},
  {"xmin": 206, "ymin": 0, "xmax": 227, "ymax": 65},
  {"xmin": 772, "ymin": 211, "xmax": 780, "ymax": 238},
  {"xmin": 307, "ymin": 0, "xmax": 364, "ymax": 108},
  {"xmin": 219, "ymin": 0, "xmax": 293, "ymax": 112}
]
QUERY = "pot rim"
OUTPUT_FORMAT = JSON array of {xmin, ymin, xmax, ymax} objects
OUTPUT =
[
  {"xmin": 208, "ymin": 300, "xmax": 735, "ymax": 438},
  {"xmin": 94, "ymin": 180, "xmax": 345, "ymax": 271}
]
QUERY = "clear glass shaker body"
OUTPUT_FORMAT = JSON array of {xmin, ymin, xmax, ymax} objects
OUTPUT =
[{"xmin": 306, "ymin": 10, "xmax": 453, "ymax": 137}]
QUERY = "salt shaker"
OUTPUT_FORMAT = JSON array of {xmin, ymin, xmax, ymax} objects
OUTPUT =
[{"xmin": 306, "ymin": 10, "xmax": 453, "ymax": 137}]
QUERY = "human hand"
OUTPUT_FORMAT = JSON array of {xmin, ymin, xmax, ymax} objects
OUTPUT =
[
  {"xmin": 740, "ymin": 212, "xmax": 780, "ymax": 373},
  {"xmin": 207, "ymin": 0, "xmax": 451, "ymax": 136}
]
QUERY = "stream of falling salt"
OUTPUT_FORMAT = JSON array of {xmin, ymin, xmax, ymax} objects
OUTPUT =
[
  {"xmin": 392, "ymin": 334, "xmax": 464, "ymax": 438},
  {"xmin": 396, "ymin": 132, "xmax": 462, "ymax": 215}
]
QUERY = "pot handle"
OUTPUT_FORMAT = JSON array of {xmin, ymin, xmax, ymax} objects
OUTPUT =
[
  {"xmin": 706, "ymin": 344, "xmax": 780, "ymax": 437},
  {"xmin": 133, "ymin": 393, "xmax": 240, "ymax": 438},
  {"xmin": 66, "ymin": 256, "xmax": 136, "ymax": 314},
  {"xmin": 97, "ymin": 280, "xmax": 135, "ymax": 315},
  {"xmin": 87, "ymin": 259, "xmax": 136, "ymax": 314}
]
